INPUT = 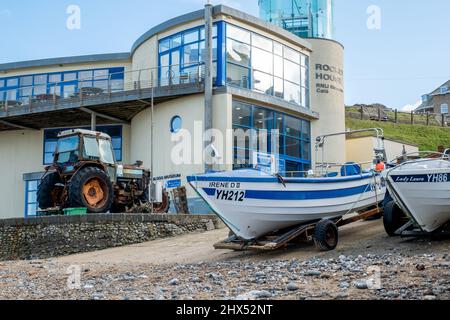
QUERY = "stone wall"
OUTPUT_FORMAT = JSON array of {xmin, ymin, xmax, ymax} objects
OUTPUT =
[{"xmin": 0, "ymin": 214, "xmax": 224, "ymax": 261}]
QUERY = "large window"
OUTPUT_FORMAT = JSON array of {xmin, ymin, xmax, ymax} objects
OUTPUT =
[
  {"xmin": 226, "ymin": 24, "xmax": 310, "ymax": 109},
  {"xmin": 232, "ymin": 101, "xmax": 311, "ymax": 173},
  {"xmin": 0, "ymin": 67, "xmax": 125, "ymax": 104},
  {"xmin": 43, "ymin": 125, "xmax": 123, "ymax": 165},
  {"xmin": 159, "ymin": 25, "xmax": 218, "ymax": 85}
]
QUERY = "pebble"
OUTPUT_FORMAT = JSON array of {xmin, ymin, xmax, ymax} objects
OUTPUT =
[
  {"xmin": 424, "ymin": 295, "xmax": 436, "ymax": 300},
  {"xmin": 304, "ymin": 270, "xmax": 321, "ymax": 277},
  {"xmin": 287, "ymin": 282, "xmax": 299, "ymax": 291},
  {"xmin": 416, "ymin": 264, "xmax": 426, "ymax": 271},
  {"xmin": 354, "ymin": 280, "xmax": 368, "ymax": 290},
  {"xmin": 168, "ymin": 278, "xmax": 179, "ymax": 286}
]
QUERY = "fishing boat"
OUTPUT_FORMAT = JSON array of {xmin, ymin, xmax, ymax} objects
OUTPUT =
[
  {"xmin": 384, "ymin": 154, "xmax": 450, "ymax": 234},
  {"xmin": 188, "ymin": 129, "xmax": 387, "ymax": 241}
]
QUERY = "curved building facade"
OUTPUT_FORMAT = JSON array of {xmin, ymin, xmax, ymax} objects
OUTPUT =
[{"xmin": 0, "ymin": 4, "xmax": 346, "ymax": 217}]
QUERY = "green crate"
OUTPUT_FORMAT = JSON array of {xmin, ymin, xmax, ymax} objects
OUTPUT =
[{"xmin": 63, "ymin": 207, "xmax": 87, "ymax": 216}]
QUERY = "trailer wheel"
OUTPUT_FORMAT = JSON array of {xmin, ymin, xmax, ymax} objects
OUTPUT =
[
  {"xmin": 313, "ymin": 220, "xmax": 339, "ymax": 251},
  {"xmin": 383, "ymin": 200, "xmax": 406, "ymax": 237},
  {"xmin": 37, "ymin": 172, "xmax": 62, "ymax": 209},
  {"xmin": 68, "ymin": 167, "xmax": 114, "ymax": 213}
]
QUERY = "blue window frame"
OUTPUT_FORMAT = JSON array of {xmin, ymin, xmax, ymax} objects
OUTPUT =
[
  {"xmin": 158, "ymin": 23, "xmax": 222, "ymax": 86},
  {"xmin": 232, "ymin": 100, "xmax": 311, "ymax": 173},
  {"xmin": 25, "ymin": 180, "xmax": 40, "ymax": 217},
  {"xmin": 0, "ymin": 67, "xmax": 125, "ymax": 103},
  {"xmin": 43, "ymin": 125, "xmax": 123, "ymax": 165}
]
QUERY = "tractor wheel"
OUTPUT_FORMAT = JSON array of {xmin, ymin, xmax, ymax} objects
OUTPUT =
[
  {"xmin": 383, "ymin": 200, "xmax": 407, "ymax": 237},
  {"xmin": 68, "ymin": 167, "xmax": 114, "ymax": 213},
  {"xmin": 37, "ymin": 172, "xmax": 63, "ymax": 209},
  {"xmin": 313, "ymin": 219, "xmax": 339, "ymax": 251}
]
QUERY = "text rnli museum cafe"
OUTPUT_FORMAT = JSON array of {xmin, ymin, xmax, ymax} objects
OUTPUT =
[{"xmin": 0, "ymin": 5, "xmax": 345, "ymax": 218}]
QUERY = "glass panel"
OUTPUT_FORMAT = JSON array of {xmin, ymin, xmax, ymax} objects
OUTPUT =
[
  {"xmin": 301, "ymin": 87, "xmax": 307, "ymax": 108},
  {"xmin": 19, "ymin": 87, "xmax": 32, "ymax": 97},
  {"xmin": 274, "ymin": 77, "xmax": 284, "ymax": 98},
  {"xmin": 301, "ymin": 66, "xmax": 307, "ymax": 87},
  {"xmin": 160, "ymin": 53, "xmax": 169, "ymax": 67},
  {"xmin": 27, "ymin": 204, "xmax": 37, "ymax": 216},
  {"xmin": 94, "ymin": 80, "xmax": 108, "ymax": 91},
  {"xmin": 6, "ymin": 89, "xmax": 17, "ymax": 100},
  {"xmin": 251, "ymin": 33, "xmax": 272, "ymax": 51},
  {"xmin": 253, "ymin": 71, "xmax": 273, "ymax": 95},
  {"xmin": 284, "ymin": 81, "xmax": 300, "ymax": 105},
  {"xmin": 227, "ymin": 24, "xmax": 251, "ymax": 44},
  {"xmin": 34, "ymin": 85, "xmax": 46, "ymax": 96},
  {"xmin": 63, "ymin": 85, "xmax": 76, "ymax": 98},
  {"xmin": 112, "ymin": 137, "xmax": 121, "ymax": 149},
  {"xmin": 45, "ymin": 140, "xmax": 57, "ymax": 153},
  {"xmin": 284, "ymin": 47, "xmax": 300, "ymax": 63},
  {"xmin": 64, "ymin": 73, "xmax": 77, "ymax": 82},
  {"xmin": 285, "ymin": 137, "xmax": 301, "ymax": 158},
  {"xmin": 28, "ymin": 191, "xmax": 37, "ymax": 203},
  {"xmin": 200, "ymin": 25, "xmax": 218, "ymax": 39},
  {"xmin": 57, "ymin": 136, "xmax": 79, "ymax": 153},
  {"xmin": 34, "ymin": 75, "xmax": 47, "ymax": 85},
  {"xmin": 285, "ymin": 115, "xmax": 302, "ymax": 138},
  {"xmin": 114, "ymin": 150, "xmax": 122, "ymax": 161},
  {"xmin": 6, "ymin": 78, "xmax": 18, "ymax": 87},
  {"xmin": 232, "ymin": 102, "xmax": 251, "ymax": 127},
  {"xmin": 78, "ymin": 70, "xmax": 93, "ymax": 81},
  {"xmin": 301, "ymin": 54, "xmax": 308, "ymax": 68},
  {"xmin": 253, "ymin": 107, "xmax": 273, "ymax": 130},
  {"xmin": 0, "ymin": 79, "xmax": 4, "ymax": 88},
  {"xmin": 28, "ymin": 180, "xmax": 38, "ymax": 190},
  {"xmin": 227, "ymin": 39, "xmax": 250, "ymax": 67},
  {"xmin": 94, "ymin": 69, "xmax": 108, "ymax": 79},
  {"xmin": 171, "ymin": 51, "xmax": 180, "ymax": 84},
  {"xmin": 99, "ymin": 139, "xmax": 115, "ymax": 164},
  {"xmin": 274, "ymin": 42, "xmax": 283, "ymax": 56},
  {"xmin": 159, "ymin": 38, "xmax": 170, "ymax": 52},
  {"xmin": 184, "ymin": 29, "xmax": 199, "ymax": 44},
  {"xmin": 252, "ymin": 47, "xmax": 273, "ymax": 74},
  {"xmin": 199, "ymin": 38, "xmax": 218, "ymax": 62},
  {"xmin": 111, "ymin": 79, "xmax": 124, "ymax": 91},
  {"xmin": 79, "ymin": 81, "xmax": 93, "ymax": 89},
  {"xmin": 274, "ymin": 56, "xmax": 283, "ymax": 78},
  {"xmin": 226, "ymin": 64, "xmax": 250, "ymax": 89},
  {"xmin": 20, "ymin": 76, "xmax": 33, "ymax": 86},
  {"xmin": 171, "ymin": 35, "xmax": 182, "ymax": 48},
  {"xmin": 83, "ymin": 136, "xmax": 100, "ymax": 158},
  {"xmin": 184, "ymin": 42, "xmax": 200, "ymax": 66},
  {"xmin": 275, "ymin": 114, "xmax": 283, "ymax": 130},
  {"xmin": 284, "ymin": 59, "xmax": 300, "ymax": 84},
  {"xmin": 48, "ymin": 74, "xmax": 61, "ymax": 83},
  {"xmin": 302, "ymin": 141, "xmax": 311, "ymax": 160}
]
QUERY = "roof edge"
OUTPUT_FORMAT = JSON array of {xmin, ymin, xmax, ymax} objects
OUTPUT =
[{"xmin": 0, "ymin": 53, "xmax": 130, "ymax": 73}]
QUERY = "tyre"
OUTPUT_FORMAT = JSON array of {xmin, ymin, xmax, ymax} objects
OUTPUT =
[
  {"xmin": 37, "ymin": 172, "xmax": 62, "ymax": 209},
  {"xmin": 313, "ymin": 219, "xmax": 339, "ymax": 251},
  {"xmin": 67, "ymin": 167, "xmax": 114, "ymax": 213},
  {"xmin": 383, "ymin": 200, "xmax": 407, "ymax": 237}
]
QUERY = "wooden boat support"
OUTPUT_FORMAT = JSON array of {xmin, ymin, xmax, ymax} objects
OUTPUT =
[{"xmin": 213, "ymin": 207, "xmax": 383, "ymax": 252}]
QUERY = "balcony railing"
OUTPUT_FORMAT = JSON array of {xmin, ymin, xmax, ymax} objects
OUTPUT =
[{"xmin": 0, "ymin": 63, "xmax": 205, "ymax": 113}]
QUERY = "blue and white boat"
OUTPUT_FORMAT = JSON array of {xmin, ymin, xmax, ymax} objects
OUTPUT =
[{"xmin": 188, "ymin": 129, "xmax": 387, "ymax": 241}]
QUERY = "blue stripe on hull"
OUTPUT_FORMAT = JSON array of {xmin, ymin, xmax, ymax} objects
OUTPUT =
[{"xmin": 202, "ymin": 184, "xmax": 371, "ymax": 200}]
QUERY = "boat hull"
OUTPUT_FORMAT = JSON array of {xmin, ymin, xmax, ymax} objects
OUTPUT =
[
  {"xmin": 387, "ymin": 161, "xmax": 450, "ymax": 233},
  {"xmin": 188, "ymin": 170, "xmax": 386, "ymax": 240}
]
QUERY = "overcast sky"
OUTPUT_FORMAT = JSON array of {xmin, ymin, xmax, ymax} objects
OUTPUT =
[{"xmin": 1, "ymin": 0, "xmax": 449, "ymax": 110}]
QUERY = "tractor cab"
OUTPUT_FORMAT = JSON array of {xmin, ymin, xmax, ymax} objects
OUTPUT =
[{"xmin": 54, "ymin": 129, "xmax": 116, "ymax": 176}]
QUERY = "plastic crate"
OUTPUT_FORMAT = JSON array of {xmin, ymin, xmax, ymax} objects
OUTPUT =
[{"xmin": 63, "ymin": 208, "xmax": 87, "ymax": 216}]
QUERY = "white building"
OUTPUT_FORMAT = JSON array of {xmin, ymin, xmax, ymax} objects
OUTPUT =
[{"xmin": 0, "ymin": 5, "xmax": 346, "ymax": 218}]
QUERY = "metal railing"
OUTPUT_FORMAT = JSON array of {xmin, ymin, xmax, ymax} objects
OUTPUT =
[{"xmin": 0, "ymin": 62, "xmax": 205, "ymax": 113}]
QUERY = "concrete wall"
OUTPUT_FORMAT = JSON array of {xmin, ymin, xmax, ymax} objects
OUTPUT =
[
  {"xmin": 308, "ymin": 39, "xmax": 345, "ymax": 167},
  {"xmin": 0, "ymin": 130, "xmax": 44, "ymax": 219},
  {"xmin": 346, "ymin": 137, "xmax": 419, "ymax": 169}
]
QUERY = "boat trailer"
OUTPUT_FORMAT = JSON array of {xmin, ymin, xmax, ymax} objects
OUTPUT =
[{"xmin": 214, "ymin": 207, "xmax": 383, "ymax": 252}]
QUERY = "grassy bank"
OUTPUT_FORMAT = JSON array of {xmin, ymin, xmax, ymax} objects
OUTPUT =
[{"xmin": 345, "ymin": 118, "xmax": 450, "ymax": 151}]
